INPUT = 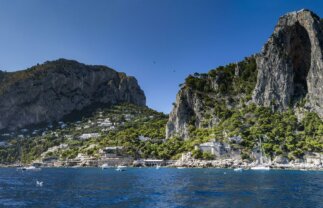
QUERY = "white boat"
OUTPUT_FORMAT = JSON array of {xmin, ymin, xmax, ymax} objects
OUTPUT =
[
  {"xmin": 234, "ymin": 168, "xmax": 243, "ymax": 172},
  {"xmin": 36, "ymin": 180, "xmax": 43, "ymax": 187},
  {"xmin": 17, "ymin": 166, "xmax": 41, "ymax": 171},
  {"xmin": 101, "ymin": 163, "xmax": 110, "ymax": 169},
  {"xmin": 251, "ymin": 136, "xmax": 270, "ymax": 171},
  {"xmin": 177, "ymin": 167, "xmax": 186, "ymax": 169},
  {"xmin": 116, "ymin": 165, "xmax": 126, "ymax": 171},
  {"xmin": 251, "ymin": 166, "xmax": 270, "ymax": 170},
  {"xmin": 156, "ymin": 165, "xmax": 161, "ymax": 169}
]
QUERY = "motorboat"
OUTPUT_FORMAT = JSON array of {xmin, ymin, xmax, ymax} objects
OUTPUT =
[
  {"xmin": 234, "ymin": 168, "xmax": 243, "ymax": 172},
  {"xmin": 17, "ymin": 166, "xmax": 41, "ymax": 171},
  {"xmin": 251, "ymin": 166, "xmax": 270, "ymax": 170},
  {"xmin": 156, "ymin": 165, "xmax": 161, "ymax": 169},
  {"xmin": 116, "ymin": 165, "xmax": 126, "ymax": 171},
  {"xmin": 101, "ymin": 163, "xmax": 110, "ymax": 169}
]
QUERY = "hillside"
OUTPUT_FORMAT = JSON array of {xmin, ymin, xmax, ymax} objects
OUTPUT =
[
  {"xmin": 166, "ymin": 9, "xmax": 323, "ymax": 164},
  {"xmin": 0, "ymin": 9, "xmax": 322, "ymax": 168},
  {"xmin": 0, "ymin": 103, "xmax": 168, "ymax": 164},
  {"xmin": 0, "ymin": 59, "xmax": 145, "ymax": 130}
]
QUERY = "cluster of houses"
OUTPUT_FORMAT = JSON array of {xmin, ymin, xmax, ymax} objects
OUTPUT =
[
  {"xmin": 1, "ymin": 107, "xmax": 169, "ymax": 167},
  {"xmin": 0, "ymin": 120, "xmax": 69, "ymax": 140},
  {"xmin": 38, "ymin": 145, "xmax": 128, "ymax": 167},
  {"xmin": 79, "ymin": 133, "xmax": 100, "ymax": 140},
  {"xmin": 38, "ymin": 143, "xmax": 177, "ymax": 167},
  {"xmin": 0, "ymin": 105, "xmax": 153, "ymax": 145},
  {"xmin": 0, "ymin": 110, "xmax": 137, "ymax": 142}
]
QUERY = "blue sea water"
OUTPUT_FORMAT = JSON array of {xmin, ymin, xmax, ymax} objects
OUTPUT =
[{"xmin": 0, "ymin": 168, "xmax": 322, "ymax": 208}]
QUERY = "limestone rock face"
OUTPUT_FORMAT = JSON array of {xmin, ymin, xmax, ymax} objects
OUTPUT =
[
  {"xmin": 166, "ymin": 88, "xmax": 204, "ymax": 139},
  {"xmin": 0, "ymin": 59, "xmax": 146, "ymax": 130},
  {"xmin": 253, "ymin": 9, "xmax": 323, "ymax": 117},
  {"xmin": 166, "ymin": 9, "xmax": 323, "ymax": 140}
]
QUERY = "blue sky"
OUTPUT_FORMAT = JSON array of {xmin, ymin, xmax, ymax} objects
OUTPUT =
[{"xmin": 0, "ymin": 0, "xmax": 323, "ymax": 113}]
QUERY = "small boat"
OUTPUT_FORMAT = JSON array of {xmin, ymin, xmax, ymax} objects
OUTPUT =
[
  {"xmin": 250, "ymin": 137, "xmax": 270, "ymax": 171},
  {"xmin": 36, "ymin": 180, "xmax": 43, "ymax": 187},
  {"xmin": 177, "ymin": 167, "xmax": 186, "ymax": 169},
  {"xmin": 156, "ymin": 165, "xmax": 161, "ymax": 170},
  {"xmin": 234, "ymin": 168, "xmax": 243, "ymax": 172},
  {"xmin": 17, "ymin": 166, "xmax": 41, "ymax": 171},
  {"xmin": 251, "ymin": 166, "xmax": 270, "ymax": 170},
  {"xmin": 300, "ymin": 169, "xmax": 308, "ymax": 171},
  {"xmin": 101, "ymin": 163, "xmax": 110, "ymax": 169},
  {"xmin": 116, "ymin": 165, "xmax": 126, "ymax": 171}
]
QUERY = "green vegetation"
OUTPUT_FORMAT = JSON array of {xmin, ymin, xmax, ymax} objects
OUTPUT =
[
  {"xmin": 0, "ymin": 56, "xmax": 322, "ymax": 164},
  {"xmin": 0, "ymin": 59, "xmax": 116, "ymax": 95},
  {"xmin": 0, "ymin": 102, "xmax": 321, "ymax": 164},
  {"xmin": 0, "ymin": 103, "xmax": 168, "ymax": 164},
  {"xmin": 175, "ymin": 55, "xmax": 322, "ymax": 161},
  {"xmin": 179, "ymin": 104, "xmax": 323, "ymax": 160},
  {"xmin": 185, "ymin": 57, "xmax": 257, "ymax": 97}
]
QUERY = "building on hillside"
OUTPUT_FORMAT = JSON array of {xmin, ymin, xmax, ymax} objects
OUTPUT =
[
  {"xmin": 100, "ymin": 146, "xmax": 124, "ymax": 158},
  {"xmin": 138, "ymin": 135, "xmax": 151, "ymax": 142},
  {"xmin": 42, "ymin": 156, "xmax": 58, "ymax": 166},
  {"xmin": 79, "ymin": 133, "xmax": 100, "ymax": 140},
  {"xmin": 124, "ymin": 114, "xmax": 133, "ymax": 121},
  {"xmin": 195, "ymin": 140, "xmax": 231, "ymax": 157},
  {"xmin": 98, "ymin": 118, "xmax": 113, "ymax": 127},
  {"xmin": 134, "ymin": 159, "xmax": 164, "ymax": 167}
]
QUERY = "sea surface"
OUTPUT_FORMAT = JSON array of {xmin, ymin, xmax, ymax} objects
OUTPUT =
[{"xmin": 0, "ymin": 168, "xmax": 322, "ymax": 208}]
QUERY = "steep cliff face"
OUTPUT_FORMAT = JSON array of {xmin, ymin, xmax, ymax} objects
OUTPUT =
[
  {"xmin": 166, "ymin": 88, "xmax": 205, "ymax": 139},
  {"xmin": 253, "ymin": 9, "xmax": 323, "ymax": 117},
  {"xmin": 166, "ymin": 57, "xmax": 257, "ymax": 139},
  {"xmin": 0, "ymin": 59, "xmax": 145, "ymax": 130},
  {"xmin": 167, "ymin": 9, "xmax": 323, "ymax": 139}
]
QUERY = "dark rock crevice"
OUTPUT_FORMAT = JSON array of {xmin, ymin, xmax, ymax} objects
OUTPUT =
[
  {"xmin": 253, "ymin": 9, "xmax": 323, "ymax": 117},
  {"xmin": 287, "ymin": 22, "xmax": 311, "ymax": 102}
]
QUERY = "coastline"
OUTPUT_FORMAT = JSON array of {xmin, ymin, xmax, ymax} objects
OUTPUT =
[
  {"xmin": 1, "ymin": 159, "xmax": 322, "ymax": 171},
  {"xmin": 171, "ymin": 153, "xmax": 323, "ymax": 171},
  {"xmin": 170, "ymin": 159, "xmax": 323, "ymax": 171}
]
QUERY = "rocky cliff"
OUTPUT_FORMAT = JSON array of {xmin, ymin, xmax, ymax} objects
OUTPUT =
[
  {"xmin": 167, "ymin": 57, "xmax": 257, "ymax": 139},
  {"xmin": 0, "ymin": 59, "xmax": 146, "ymax": 130},
  {"xmin": 253, "ymin": 9, "xmax": 323, "ymax": 117},
  {"xmin": 167, "ymin": 9, "xmax": 323, "ymax": 139}
]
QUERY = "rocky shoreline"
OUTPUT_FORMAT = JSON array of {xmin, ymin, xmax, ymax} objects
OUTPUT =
[
  {"xmin": 171, "ymin": 153, "xmax": 323, "ymax": 170},
  {"xmin": 1, "ymin": 156, "xmax": 322, "ymax": 171}
]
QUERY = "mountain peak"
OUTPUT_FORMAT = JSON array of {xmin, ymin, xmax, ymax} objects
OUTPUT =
[{"xmin": 0, "ymin": 60, "xmax": 146, "ymax": 130}]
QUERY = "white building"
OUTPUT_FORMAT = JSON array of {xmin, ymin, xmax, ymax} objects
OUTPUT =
[
  {"xmin": 98, "ymin": 118, "xmax": 112, "ymax": 127},
  {"xmin": 79, "ymin": 133, "xmax": 100, "ymax": 140},
  {"xmin": 195, "ymin": 140, "xmax": 231, "ymax": 156},
  {"xmin": 124, "ymin": 114, "xmax": 133, "ymax": 121},
  {"xmin": 138, "ymin": 135, "xmax": 151, "ymax": 142}
]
